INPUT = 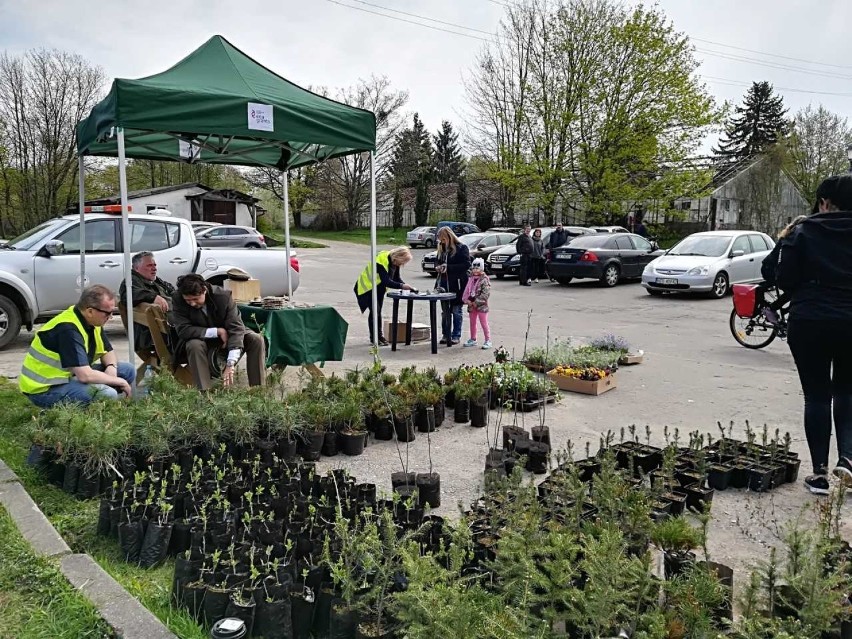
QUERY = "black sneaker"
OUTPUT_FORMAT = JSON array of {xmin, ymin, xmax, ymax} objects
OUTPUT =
[
  {"xmin": 833, "ymin": 457, "xmax": 852, "ymax": 487},
  {"xmin": 377, "ymin": 337, "xmax": 390, "ymax": 347},
  {"xmin": 439, "ymin": 337, "xmax": 448, "ymax": 344},
  {"xmin": 804, "ymin": 474, "xmax": 830, "ymax": 495}
]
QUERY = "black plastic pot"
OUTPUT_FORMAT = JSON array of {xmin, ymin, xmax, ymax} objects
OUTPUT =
[
  {"xmin": 391, "ymin": 472, "xmax": 415, "ymax": 490},
  {"xmin": 393, "ymin": 415, "xmax": 416, "ymax": 443},
  {"xmin": 62, "ymin": 462, "xmax": 80, "ymax": 494},
  {"xmin": 661, "ymin": 491, "xmax": 687, "ymax": 516},
  {"xmin": 356, "ymin": 483, "xmax": 377, "ymax": 506},
  {"xmin": 414, "ymin": 406, "xmax": 436, "ymax": 433},
  {"xmin": 502, "ymin": 426, "xmax": 528, "ymax": 452},
  {"xmin": 169, "ymin": 520, "xmax": 193, "ymax": 557},
  {"xmin": 663, "ymin": 550, "xmax": 695, "ymax": 580},
  {"xmin": 291, "ymin": 591, "xmax": 316, "ymax": 639},
  {"xmin": 322, "ymin": 431, "xmax": 339, "ymax": 457},
  {"xmin": 707, "ymin": 464, "xmax": 732, "ymax": 491},
  {"xmin": 204, "ymin": 587, "xmax": 232, "ymax": 627},
  {"xmin": 433, "ymin": 399, "xmax": 445, "ymax": 427},
  {"xmin": 338, "ymin": 431, "xmax": 367, "ymax": 456},
  {"xmin": 748, "ymin": 465, "xmax": 772, "ymax": 492},
  {"xmin": 684, "ymin": 485, "xmax": 714, "ymax": 512},
  {"xmin": 277, "ymin": 438, "xmax": 299, "ymax": 462},
  {"xmin": 255, "ymin": 597, "xmax": 293, "ymax": 639},
  {"xmin": 416, "ymin": 472, "xmax": 441, "ymax": 508},
  {"xmin": 469, "ymin": 399, "xmax": 488, "ymax": 428},
  {"xmin": 373, "ymin": 416, "xmax": 394, "ymax": 441},
  {"xmin": 26, "ymin": 444, "xmax": 53, "ymax": 475},
  {"xmin": 525, "ymin": 441, "xmax": 550, "ymax": 474},
  {"xmin": 453, "ymin": 399, "xmax": 470, "ymax": 424},
  {"xmin": 444, "ymin": 388, "xmax": 456, "ymax": 409},
  {"xmin": 299, "ymin": 431, "xmax": 325, "ymax": 461},
  {"xmin": 139, "ymin": 521, "xmax": 173, "ymax": 569},
  {"xmin": 531, "ymin": 426, "xmax": 551, "ymax": 447},
  {"xmin": 783, "ymin": 455, "xmax": 801, "ymax": 484},
  {"xmin": 329, "ymin": 601, "xmax": 358, "ymax": 639},
  {"xmin": 225, "ymin": 593, "xmax": 256, "ymax": 638},
  {"xmin": 172, "ymin": 555, "xmax": 203, "ymax": 607},
  {"xmin": 730, "ymin": 461, "xmax": 751, "ymax": 489},
  {"xmin": 183, "ymin": 581, "xmax": 207, "ymax": 623},
  {"xmin": 97, "ymin": 499, "xmax": 112, "ymax": 536},
  {"xmin": 356, "ymin": 621, "xmax": 395, "ymax": 639},
  {"xmin": 118, "ymin": 519, "xmax": 144, "ymax": 563}
]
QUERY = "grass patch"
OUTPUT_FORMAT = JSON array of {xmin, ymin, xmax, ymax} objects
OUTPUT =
[
  {"xmin": 264, "ymin": 231, "xmax": 328, "ymax": 249},
  {"xmin": 0, "ymin": 506, "xmax": 114, "ymax": 639},
  {"xmin": 285, "ymin": 227, "xmax": 409, "ymax": 246},
  {"xmin": 0, "ymin": 380, "xmax": 206, "ymax": 639}
]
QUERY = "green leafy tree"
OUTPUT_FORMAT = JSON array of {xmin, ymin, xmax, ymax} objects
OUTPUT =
[
  {"xmin": 414, "ymin": 176, "xmax": 430, "ymax": 226},
  {"xmin": 715, "ymin": 81, "xmax": 789, "ymax": 163},
  {"xmin": 474, "ymin": 198, "xmax": 494, "ymax": 231},
  {"xmin": 432, "ymin": 120, "xmax": 464, "ymax": 183},
  {"xmin": 456, "ymin": 174, "xmax": 468, "ymax": 220},
  {"xmin": 391, "ymin": 185, "xmax": 404, "ymax": 230},
  {"xmin": 788, "ymin": 103, "xmax": 852, "ymax": 202}
]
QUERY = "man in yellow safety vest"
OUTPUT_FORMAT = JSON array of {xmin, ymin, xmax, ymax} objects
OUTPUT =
[{"xmin": 19, "ymin": 285, "xmax": 135, "ymax": 407}]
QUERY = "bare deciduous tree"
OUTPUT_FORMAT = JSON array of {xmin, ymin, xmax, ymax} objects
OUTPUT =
[{"xmin": 0, "ymin": 49, "xmax": 105, "ymax": 234}]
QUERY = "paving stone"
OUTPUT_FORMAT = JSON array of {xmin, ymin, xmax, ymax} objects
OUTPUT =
[
  {"xmin": 0, "ymin": 481, "xmax": 70, "ymax": 557},
  {"xmin": 0, "ymin": 458, "xmax": 18, "ymax": 483},
  {"xmin": 60, "ymin": 554, "xmax": 177, "ymax": 639}
]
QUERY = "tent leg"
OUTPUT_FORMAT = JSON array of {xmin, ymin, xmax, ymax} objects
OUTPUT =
[
  {"xmin": 117, "ymin": 129, "xmax": 135, "ymax": 367},
  {"xmin": 282, "ymin": 171, "xmax": 293, "ymax": 303},
  {"xmin": 370, "ymin": 151, "xmax": 378, "ymax": 356},
  {"xmin": 78, "ymin": 156, "xmax": 86, "ymax": 290}
]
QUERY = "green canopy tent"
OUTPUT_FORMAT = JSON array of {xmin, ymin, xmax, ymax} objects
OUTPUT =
[{"xmin": 76, "ymin": 35, "xmax": 379, "ymax": 363}]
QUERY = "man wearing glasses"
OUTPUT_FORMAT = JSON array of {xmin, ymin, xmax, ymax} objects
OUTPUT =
[{"xmin": 20, "ymin": 284, "xmax": 135, "ymax": 407}]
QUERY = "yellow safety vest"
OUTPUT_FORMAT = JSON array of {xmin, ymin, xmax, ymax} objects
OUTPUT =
[
  {"xmin": 19, "ymin": 306, "xmax": 107, "ymax": 395},
  {"xmin": 356, "ymin": 251, "xmax": 391, "ymax": 296}
]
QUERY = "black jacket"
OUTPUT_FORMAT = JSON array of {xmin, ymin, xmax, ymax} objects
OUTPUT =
[
  {"xmin": 170, "ymin": 284, "xmax": 247, "ymax": 367},
  {"xmin": 760, "ymin": 242, "xmax": 782, "ymax": 285},
  {"xmin": 547, "ymin": 229, "xmax": 570, "ymax": 250},
  {"xmin": 776, "ymin": 211, "xmax": 852, "ymax": 321},
  {"xmin": 437, "ymin": 243, "xmax": 471, "ymax": 304},
  {"xmin": 517, "ymin": 233, "xmax": 534, "ymax": 255},
  {"xmin": 119, "ymin": 271, "xmax": 175, "ymax": 351}
]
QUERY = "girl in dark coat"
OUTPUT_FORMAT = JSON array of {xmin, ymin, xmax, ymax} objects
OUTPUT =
[{"xmin": 435, "ymin": 227, "xmax": 471, "ymax": 345}]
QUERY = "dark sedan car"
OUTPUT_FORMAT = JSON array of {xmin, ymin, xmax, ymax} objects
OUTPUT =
[
  {"xmin": 421, "ymin": 232, "xmax": 516, "ymax": 275},
  {"xmin": 487, "ymin": 226, "xmax": 593, "ymax": 278},
  {"xmin": 548, "ymin": 233, "xmax": 663, "ymax": 287}
]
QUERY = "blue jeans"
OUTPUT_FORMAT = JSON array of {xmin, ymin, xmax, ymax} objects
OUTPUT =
[
  {"xmin": 26, "ymin": 362, "xmax": 136, "ymax": 408},
  {"xmin": 442, "ymin": 304, "xmax": 464, "ymax": 341}
]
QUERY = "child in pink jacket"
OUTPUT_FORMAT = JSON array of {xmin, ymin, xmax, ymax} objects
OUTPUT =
[{"xmin": 462, "ymin": 258, "xmax": 492, "ymax": 349}]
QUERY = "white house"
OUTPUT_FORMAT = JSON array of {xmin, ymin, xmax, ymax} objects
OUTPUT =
[{"xmin": 83, "ymin": 183, "xmax": 264, "ymax": 227}]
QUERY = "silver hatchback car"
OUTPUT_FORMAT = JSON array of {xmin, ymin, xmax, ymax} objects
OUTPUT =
[
  {"xmin": 642, "ymin": 230, "xmax": 775, "ymax": 298},
  {"xmin": 195, "ymin": 225, "xmax": 267, "ymax": 248}
]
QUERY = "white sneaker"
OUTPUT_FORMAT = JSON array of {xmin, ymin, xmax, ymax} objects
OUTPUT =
[
  {"xmin": 463, "ymin": 339, "xmax": 477, "ymax": 347},
  {"xmin": 532, "ymin": 279, "xmax": 539, "ymax": 283},
  {"xmin": 482, "ymin": 341, "xmax": 492, "ymax": 349}
]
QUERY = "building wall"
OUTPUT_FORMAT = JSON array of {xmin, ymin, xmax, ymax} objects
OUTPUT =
[{"xmin": 127, "ymin": 187, "xmax": 255, "ymax": 227}]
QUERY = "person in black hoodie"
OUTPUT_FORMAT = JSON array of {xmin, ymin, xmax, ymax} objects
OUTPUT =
[
  {"xmin": 516, "ymin": 225, "xmax": 534, "ymax": 286},
  {"xmin": 777, "ymin": 174, "xmax": 852, "ymax": 494}
]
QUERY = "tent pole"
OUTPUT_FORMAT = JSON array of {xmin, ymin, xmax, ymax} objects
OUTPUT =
[
  {"xmin": 117, "ymin": 129, "xmax": 135, "ymax": 366},
  {"xmin": 370, "ymin": 151, "xmax": 378, "ymax": 355},
  {"xmin": 78, "ymin": 156, "xmax": 86, "ymax": 290},
  {"xmin": 282, "ymin": 171, "xmax": 293, "ymax": 303}
]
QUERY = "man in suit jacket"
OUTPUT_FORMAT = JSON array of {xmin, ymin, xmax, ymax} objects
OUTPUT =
[{"xmin": 171, "ymin": 274, "xmax": 266, "ymax": 390}]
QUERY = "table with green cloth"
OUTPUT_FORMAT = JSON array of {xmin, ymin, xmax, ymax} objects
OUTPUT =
[{"xmin": 238, "ymin": 304, "xmax": 348, "ymax": 370}]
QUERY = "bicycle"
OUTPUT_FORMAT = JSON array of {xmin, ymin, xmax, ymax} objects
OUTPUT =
[{"xmin": 729, "ymin": 283, "xmax": 789, "ymax": 349}]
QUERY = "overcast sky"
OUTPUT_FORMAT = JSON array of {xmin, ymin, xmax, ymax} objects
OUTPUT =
[{"xmin": 2, "ymin": 0, "xmax": 850, "ymax": 154}]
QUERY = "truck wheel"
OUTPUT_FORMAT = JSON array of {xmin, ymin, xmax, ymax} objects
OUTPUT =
[{"xmin": 0, "ymin": 295, "xmax": 22, "ymax": 349}]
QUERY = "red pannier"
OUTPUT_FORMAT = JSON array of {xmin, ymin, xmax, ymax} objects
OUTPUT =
[{"xmin": 732, "ymin": 284, "xmax": 759, "ymax": 318}]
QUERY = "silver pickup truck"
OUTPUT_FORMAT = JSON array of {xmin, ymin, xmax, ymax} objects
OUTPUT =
[{"xmin": 0, "ymin": 213, "xmax": 299, "ymax": 348}]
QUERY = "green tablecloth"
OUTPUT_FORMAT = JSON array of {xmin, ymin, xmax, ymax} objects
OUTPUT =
[{"xmin": 238, "ymin": 305, "xmax": 348, "ymax": 368}]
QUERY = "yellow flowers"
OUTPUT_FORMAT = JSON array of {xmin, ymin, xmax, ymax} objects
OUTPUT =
[{"xmin": 550, "ymin": 365, "xmax": 611, "ymax": 381}]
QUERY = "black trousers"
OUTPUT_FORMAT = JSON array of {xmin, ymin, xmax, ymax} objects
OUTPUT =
[
  {"xmin": 787, "ymin": 319, "xmax": 852, "ymax": 473},
  {"xmin": 519, "ymin": 254, "xmax": 532, "ymax": 284},
  {"xmin": 367, "ymin": 296, "xmax": 385, "ymax": 341},
  {"xmin": 532, "ymin": 258, "xmax": 547, "ymax": 280}
]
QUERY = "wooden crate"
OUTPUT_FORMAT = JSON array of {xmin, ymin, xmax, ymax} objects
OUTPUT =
[
  {"xmin": 546, "ymin": 370, "xmax": 617, "ymax": 396},
  {"xmin": 224, "ymin": 278, "xmax": 261, "ymax": 302},
  {"xmin": 385, "ymin": 321, "xmax": 430, "ymax": 342}
]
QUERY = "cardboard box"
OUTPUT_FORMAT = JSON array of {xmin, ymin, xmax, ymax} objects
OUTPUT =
[
  {"xmin": 547, "ymin": 370, "xmax": 617, "ymax": 396},
  {"xmin": 385, "ymin": 321, "xmax": 430, "ymax": 342},
  {"xmin": 224, "ymin": 278, "xmax": 261, "ymax": 302},
  {"xmin": 619, "ymin": 350, "xmax": 645, "ymax": 366}
]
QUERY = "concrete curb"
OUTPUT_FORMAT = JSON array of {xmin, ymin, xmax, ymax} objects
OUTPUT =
[{"xmin": 0, "ymin": 457, "xmax": 177, "ymax": 639}]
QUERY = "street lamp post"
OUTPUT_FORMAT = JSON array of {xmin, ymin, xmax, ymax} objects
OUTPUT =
[{"xmin": 847, "ymin": 143, "xmax": 852, "ymax": 171}]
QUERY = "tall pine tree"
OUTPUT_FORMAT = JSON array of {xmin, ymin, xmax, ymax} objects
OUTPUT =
[
  {"xmin": 432, "ymin": 120, "xmax": 464, "ymax": 184},
  {"xmin": 414, "ymin": 176, "xmax": 430, "ymax": 226},
  {"xmin": 456, "ymin": 174, "xmax": 468, "ymax": 221},
  {"xmin": 388, "ymin": 113, "xmax": 433, "ymax": 188},
  {"xmin": 715, "ymin": 81, "xmax": 789, "ymax": 162}
]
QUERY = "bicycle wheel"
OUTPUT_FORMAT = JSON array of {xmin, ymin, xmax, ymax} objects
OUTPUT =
[{"xmin": 729, "ymin": 308, "xmax": 778, "ymax": 349}]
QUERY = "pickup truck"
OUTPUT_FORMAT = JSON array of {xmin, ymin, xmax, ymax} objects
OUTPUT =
[{"xmin": 0, "ymin": 213, "xmax": 300, "ymax": 348}]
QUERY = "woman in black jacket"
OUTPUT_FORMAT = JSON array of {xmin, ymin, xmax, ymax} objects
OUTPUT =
[
  {"xmin": 435, "ymin": 227, "xmax": 471, "ymax": 345},
  {"xmin": 777, "ymin": 174, "xmax": 852, "ymax": 493}
]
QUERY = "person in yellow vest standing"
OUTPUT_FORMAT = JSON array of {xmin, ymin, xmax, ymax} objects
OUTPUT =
[
  {"xmin": 353, "ymin": 246, "xmax": 414, "ymax": 346},
  {"xmin": 20, "ymin": 285, "xmax": 135, "ymax": 407}
]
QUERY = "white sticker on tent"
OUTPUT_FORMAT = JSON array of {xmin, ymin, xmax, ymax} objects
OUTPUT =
[
  {"xmin": 178, "ymin": 139, "xmax": 201, "ymax": 161},
  {"xmin": 248, "ymin": 102, "xmax": 274, "ymax": 131}
]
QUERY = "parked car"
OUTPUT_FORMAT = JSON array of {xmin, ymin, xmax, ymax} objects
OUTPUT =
[
  {"xmin": 435, "ymin": 221, "xmax": 480, "ymax": 237},
  {"xmin": 487, "ymin": 226, "xmax": 594, "ymax": 278},
  {"xmin": 548, "ymin": 233, "xmax": 664, "ymax": 287},
  {"xmin": 190, "ymin": 221, "xmax": 222, "ymax": 233},
  {"xmin": 0, "ymin": 213, "xmax": 299, "ymax": 349},
  {"xmin": 642, "ymin": 230, "xmax": 774, "ymax": 298},
  {"xmin": 421, "ymin": 232, "xmax": 517, "ymax": 275},
  {"xmin": 195, "ymin": 225, "xmax": 267, "ymax": 248},
  {"xmin": 487, "ymin": 226, "xmax": 522, "ymax": 234},
  {"xmin": 590, "ymin": 225, "xmax": 629, "ymax": 234},
  {"xmin": 406, "ymin": 226, "xmax": 436, "ymax": 248}
]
